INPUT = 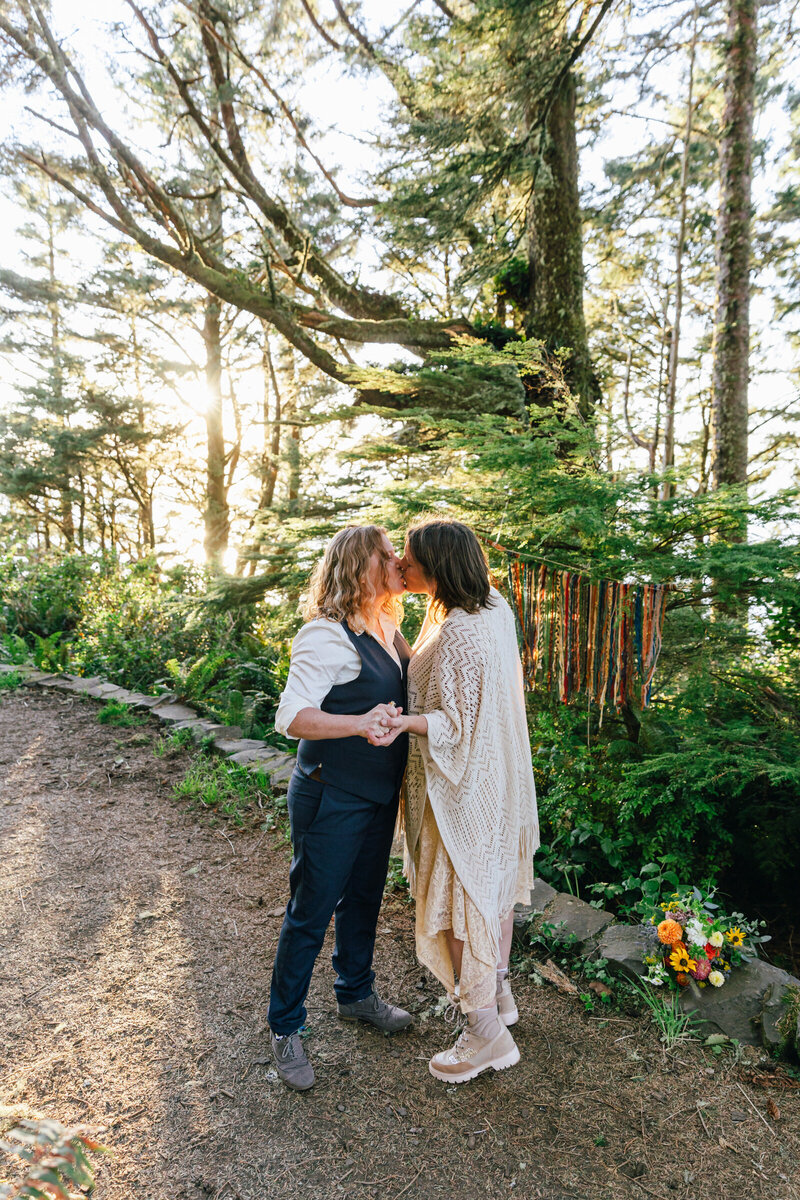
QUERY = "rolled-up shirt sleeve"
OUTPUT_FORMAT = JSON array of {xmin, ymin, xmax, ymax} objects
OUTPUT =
[{"xmin": 274, "ymin": 620, "xmax": 360, "ymax": 738}]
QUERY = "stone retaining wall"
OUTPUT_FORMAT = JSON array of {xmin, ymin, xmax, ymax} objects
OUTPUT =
[
  {"xmin": 513, "ymin": 879, "xmax": 800, "ymax": 1050},
  {"xmin": 0, "ymin": 664, "xmax": 296, "ymax": 789}
]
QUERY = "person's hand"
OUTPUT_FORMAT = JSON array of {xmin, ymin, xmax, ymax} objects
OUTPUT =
[
  {"xmin": 355, "ymin": 703, "xmax": 403, "ymax": 742},
  {"xmin": 367, "ymin": 713, "xmax": 408, "ymax": 747}
]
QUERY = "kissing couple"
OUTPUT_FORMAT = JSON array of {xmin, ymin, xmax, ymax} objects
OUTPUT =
[{"xmin": 268, "ymin": 517, "xmax": 539, "ymax": 1089}]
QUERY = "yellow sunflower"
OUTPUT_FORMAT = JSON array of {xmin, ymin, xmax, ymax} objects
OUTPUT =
[
  {"xmin": 669, "ymin": 947, "xmax": 697, "ymax": 974},
  {"xmin": 725, "ymin": 926, "xmax": 746, "ymax": 947}
]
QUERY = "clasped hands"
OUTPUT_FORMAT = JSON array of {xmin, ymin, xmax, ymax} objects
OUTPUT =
[{"xmin": 359, "ymin": 702, "xmax": 407, "ymax": 746}]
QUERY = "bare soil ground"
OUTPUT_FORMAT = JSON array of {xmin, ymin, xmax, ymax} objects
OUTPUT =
[{"xmin": 1, "ymin": 687, "xmax": 799, "ymax": 1200}]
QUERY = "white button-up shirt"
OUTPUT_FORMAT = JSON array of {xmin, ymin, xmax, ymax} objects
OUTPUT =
[{"xmin": 274, "ymin": 614, "xmax": 402, "ymax": 738}]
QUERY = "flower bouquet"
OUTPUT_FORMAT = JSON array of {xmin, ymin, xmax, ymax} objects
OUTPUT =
[{"xmin": 642, "ymin": 889, "xmax": 765, "ymax": 991}]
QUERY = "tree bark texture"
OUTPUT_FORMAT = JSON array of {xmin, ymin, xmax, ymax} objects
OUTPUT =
[
  {"xmin": 661, "ymin": 5, "xmax": 698, "ymax": 501},
  {"xmin": 711, "ymin": 0, "xmax": 757, "ymax": 491},
  {"xmin": 525, "ymin": 70, "xmax": 598, "ymax": 418},
  {"xmin": 202, "ymin": 291, "xmax": 229, "ymax": 569}
]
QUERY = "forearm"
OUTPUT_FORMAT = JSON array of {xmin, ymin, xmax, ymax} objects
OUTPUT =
[
  {"xmin": 406, "ymin": 714, "xmax": 428, "ymax": 736},
  {"xmin": 287, "ymin": 707, "xmax": 362, "ymax": 740}
]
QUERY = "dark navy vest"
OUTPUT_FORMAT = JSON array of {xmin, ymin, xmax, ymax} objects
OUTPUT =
[{"xmin": 297, "ymin": 620, "xmax": 411, "ymax": 804}]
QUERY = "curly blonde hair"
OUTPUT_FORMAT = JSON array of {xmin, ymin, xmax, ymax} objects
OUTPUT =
[{"xmin": 301, "ymin": 525, "xmax": 402, "ymax": 632}]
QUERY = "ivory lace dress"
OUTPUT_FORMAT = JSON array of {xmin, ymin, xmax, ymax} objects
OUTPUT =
[{"xmin": 403, "ymin": 589, "xmax": 539, "ymax": 1011}]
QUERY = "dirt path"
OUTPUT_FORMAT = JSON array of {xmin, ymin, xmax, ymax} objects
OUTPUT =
[{"xmin": 1, "ymin": 688, "xmax": 799, "ymax": 1200}]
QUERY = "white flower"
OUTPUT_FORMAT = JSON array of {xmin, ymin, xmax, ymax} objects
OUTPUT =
[
  {"xmin": 709, "ymin": 931, "xmax": 724, "ymax": 948},
  {"xmin": 708, "ymin": 970, "xmax": 725, "ymax": 988},
  {"xmin": 685, "ymin": 921, "xmax": 705, "ymax": 946}
]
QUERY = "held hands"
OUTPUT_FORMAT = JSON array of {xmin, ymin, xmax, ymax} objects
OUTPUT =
[
  {"xmin": 356, "ymin": 702, "xmax": 404, "ymax": 743},
  {"xmin": 367, "ymin": 709, "xmax": 408, "ymax": 747}
]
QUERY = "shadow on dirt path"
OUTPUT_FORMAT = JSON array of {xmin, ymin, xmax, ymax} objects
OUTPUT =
[{"xmin": 1, "ymin": 689, "xmax": 798, "ymax": 1200}]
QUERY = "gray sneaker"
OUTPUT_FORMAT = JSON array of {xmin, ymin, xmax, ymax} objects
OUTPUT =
[
  {"xmin": 270, "ymin": 1031, "xmax": 315, "ymax": 1091},
  {"xmin": 337, "ymin": 986, "xmax": 412, "ymax": 1032}
]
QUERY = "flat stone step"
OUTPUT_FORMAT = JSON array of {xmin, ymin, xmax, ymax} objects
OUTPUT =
[
  {"xmin": 229, "ymin": 748, "xmax": 289, "ymax": 767},
  {"xmin": 213, "ymin": 737, "xmax": 269, "ymax": 755},
  {"xmin": 200, "ymin": 724, "xmax": 243, "ymax": 740},
  {"xmin": 266, "ymin": 760, "xmax": 295, "ymax": 788},
  {"xmin": 152, "ymin": 701, "xmax": 200, "ymax": 723}
]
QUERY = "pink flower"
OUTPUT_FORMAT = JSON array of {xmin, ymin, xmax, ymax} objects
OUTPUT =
[{"xmin": 690, "ymin": 958, "xmax": 711, "ymax": 982}]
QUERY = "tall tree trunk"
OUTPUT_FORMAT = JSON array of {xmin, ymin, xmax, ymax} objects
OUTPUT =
[
  {"xmin": 203, "ymin": 290, "xmax": 229, "ymax": 569},
  {"xmin": 202, "ymin": 186, "xmax": 229, "ymax": 570},
  {"xmin": 661, "ymin": 4, "xmax": 699, "ymax": 502},
  {"xmin": 259, "ymin": 334, "xmax": 282, "ymax": 512},
  {"xmin": 46, "ymin": 185, "xmax": 74, "ymax": 547},
  {"xmin": 711, "ymin": 0, "xmax": 757, "ymax": 495},
  {"xmin": 129, "ymin": 311, "xmax": 156, "ymax": 550},
  {"xmin": 525, "ymin": 68, "xmax": 598, "ymax": 417}
]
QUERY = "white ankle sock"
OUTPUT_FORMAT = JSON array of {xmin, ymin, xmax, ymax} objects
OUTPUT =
[{"xmin": 468, "ymin": 1005, "xmax": 502, "ymax": 1039}]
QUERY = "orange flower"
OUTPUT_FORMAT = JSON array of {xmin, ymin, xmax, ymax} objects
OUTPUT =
[
  {"xmin": 675, "ymin": 972, "xmax": 690, "ymax": 987},
  {"xmin": 657, "ymin": 919, "xmax": 684, "ymax": 946},
  {"xmin": 704, "ymin": 943, "xmax": 717, "ymax": 959}
]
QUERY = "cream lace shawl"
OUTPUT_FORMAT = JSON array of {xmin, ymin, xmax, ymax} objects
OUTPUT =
[{"xmin": 403, "ymin": 588, "xmax": 539, "ymax": 940}]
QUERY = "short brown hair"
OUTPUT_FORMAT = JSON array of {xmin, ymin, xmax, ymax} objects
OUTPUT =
[{"xmin": 406, "ymin": 517, "xmax": 491, "ymax": 615}]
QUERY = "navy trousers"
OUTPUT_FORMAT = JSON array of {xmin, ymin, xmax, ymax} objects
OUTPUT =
[{"xmin": 268, "ymin": 766, "xmax": 399, "ymax": 1036}]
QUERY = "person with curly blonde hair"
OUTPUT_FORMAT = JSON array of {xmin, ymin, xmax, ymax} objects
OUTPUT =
[{"xmin": 268, "ymin": 525, "xmax": 413, "ymax": 1090}]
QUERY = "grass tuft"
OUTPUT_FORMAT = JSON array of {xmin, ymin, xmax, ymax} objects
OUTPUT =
[
  {"xmin": 97, "ymin": 699, "xmax": 146, "ymax": 727},
  {"xmin": 154, "ymin": 726, "xmax": 196, "ymax": 757},
  {"xmin": 626, "ymin": 977, "xmax": 704, "ymax": 1050},
  {"xmin": 173, "ymin": 756, "xmax": 272, "ymax": 826}
]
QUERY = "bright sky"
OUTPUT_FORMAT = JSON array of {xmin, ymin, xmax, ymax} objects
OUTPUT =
[{"xmin": 1, "ymin": 1, "xmax": 797, "ymax": 564}]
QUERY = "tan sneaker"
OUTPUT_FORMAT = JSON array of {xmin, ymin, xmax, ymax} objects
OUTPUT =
[
  {"xmin": 429, "ymin": 1015, "xmax": 520, "ymax": 1084},
  {"xmin": 496, "ymin": 975, "xmax": 519, "ymax": 1026}
]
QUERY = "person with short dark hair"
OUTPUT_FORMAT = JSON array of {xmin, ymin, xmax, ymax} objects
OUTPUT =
[{"xmin": 373, "ymin": 517, "xmax": 539, "ymax": 1084}]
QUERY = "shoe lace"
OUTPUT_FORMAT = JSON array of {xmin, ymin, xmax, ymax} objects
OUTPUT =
[
  {"xmin": 443, "ymin": 1000, "xmax": 465, "ymax": 1029},
  {"xmin": 280, "ymin": 1033, "xmax": 302, "ymax": 1060}
]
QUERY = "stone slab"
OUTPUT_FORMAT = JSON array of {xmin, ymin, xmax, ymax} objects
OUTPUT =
[
  {"xmin": 213, "ymin": 737, "xmax": 268, "ymax": 755},
  {"xmin": 266, "ymin": 761, "xmax": 295, "ymax": 787},
  {"xmin": 59, "ymin": 675, "xmax": 103, "ymax": 693},
  {"xmin": 229, "ymin": 748, "xmax": 288, "ymax": 766},
  {"xmin": 152, "ymin": 702, "xmax": 200, "ymax": 723},
  {"xmin": 530, "ymin": 892, "xmax": 614, "ymax": 953},
  {"xmin": 760, "ymin": 982, "xmax": 789, "ymax": 1049},
  {"xmin": 42, "ymin": 677, "xmax": 87, "ymax": 692},
  {"xmin": 679, "ymin": 959, "xmax": 800, "ymax": 1046},
  {"xmin": 127, "ymin": 693, "xmax": 169, "ymax": 709},
  {"xmin": 515, "ymin": 879, "xmax": 558, "ymax": 919},
  {"xmin": 201, "ymin": 725, "xmax": 243, "ymax": 740},
  {"xmin": 83, "ymin": 682, "xmax": 128, "ymax": 699},
  {"xmin": 95, "ymin": 685, "xmax": 133, "ymax": 700},
  {"xmin": 169, "ymin": 719, "xmax": 218, "ymax": 741},
  {"xmin": 596, "ymin": 923, "xmax": 659, "ymax": 980}
]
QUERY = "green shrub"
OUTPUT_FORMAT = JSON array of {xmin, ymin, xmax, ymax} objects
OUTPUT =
[
  {"xmin": 0, "ymin": 670, "xmax": 23, "ymax": 692},
  {"xmin": 0, "ymin": 1118, "xmax": 106, "ymax": 1199},
  {"xmin": 0, "ymin": 552, "xmax": 289, "ymax": 741}
]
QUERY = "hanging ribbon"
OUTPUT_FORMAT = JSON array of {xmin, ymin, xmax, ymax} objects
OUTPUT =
[{"xmin": 505, "ymin": 557, "xmax": 669, "ymax": 711}]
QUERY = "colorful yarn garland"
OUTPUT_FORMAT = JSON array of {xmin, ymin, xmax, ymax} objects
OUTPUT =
[{"xmin": 507, "ymin": 559, "xmax": 669, "ymax": 710}]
